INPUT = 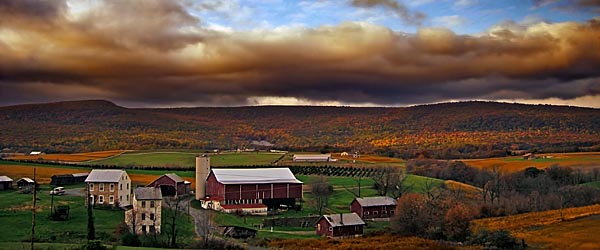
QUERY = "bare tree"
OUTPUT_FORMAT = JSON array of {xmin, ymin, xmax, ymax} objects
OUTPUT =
[
  {"xmin": 311, "ymin": 176, "xmax": 333, "ymax": 216},
  {"xmin": 197, "ymin": 210, "xmax": 215, "ymax": 248},
  {"xmin": 372, "ymin": 166, "xmax": 410, "ymax": 198},
  {"xmin": 163, "ymin": 196, "xmax": 185, "ymax": 248}
]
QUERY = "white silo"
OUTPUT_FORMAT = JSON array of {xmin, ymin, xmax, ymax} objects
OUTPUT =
[{"xmin": 195, "ymin": 154, "xmax": 210, "ymax": 200}]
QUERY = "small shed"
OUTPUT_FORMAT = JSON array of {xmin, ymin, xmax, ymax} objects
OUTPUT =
[
  {"xmin": 17, "ymin": 178, "xmax": 35, "ymax": 190},
  {"xmin": 0, "ymin": 176, "xmax": 13, "ymax": 190},
  {"xmin": 51, "ymin": 173, "xmax": 89, "ymax": 186},
  {"xmin": 315, "ymin": 213, "xmax": 365, "ymax": 238},
  {"xmin": 351, "ymin": 196, "xmax": 397, "ymax": 219}
]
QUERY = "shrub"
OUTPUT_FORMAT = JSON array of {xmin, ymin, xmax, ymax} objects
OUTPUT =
[{"xmin": 468, "ymin": 229, "xmax": 525, "ymax": 250}]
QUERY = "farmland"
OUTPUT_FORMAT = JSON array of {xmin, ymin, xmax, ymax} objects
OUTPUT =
[
  {"xmin": 7, "ymin": 150, "xmax": 126, "ymax": 162},
  {"xmin": 89, "ymin": 151, "xmax": 284, "ymax": 167},
  {"xmin": 472, "ymin": 204, "xmax": 600, "ymax": 249},
  {"xmin": 461, "ymin": 152, "xmax": 600, "ymax": 173}
]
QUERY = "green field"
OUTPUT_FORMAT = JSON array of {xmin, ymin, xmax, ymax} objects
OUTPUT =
[
  {"xmin": 89, "ymin": 151, "xmax": 284, "ymax": 167},
  {"xmin": 0, "ymin": 185, "xmax": 195, "ymax": 247}
]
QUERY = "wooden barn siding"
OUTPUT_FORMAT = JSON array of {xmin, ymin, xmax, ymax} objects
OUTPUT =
[
  {"xmin": 350, "ymin": 200, "xmax": 363, "ymax": 217},
  {"xmin": 222, "ymin": 183, "xmax": 303, "ymax": 201},
  {"xmin": 316, "ymin": 218, "xmax": 333, "ymax": 237},
  {"xmin": 206, "ymin": 173, "xmax": 225, "ymax": 200}
]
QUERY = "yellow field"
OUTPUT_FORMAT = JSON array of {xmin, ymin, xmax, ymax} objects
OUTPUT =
[
  {"xmin": 0, "ymin": 165, "xmax": 191, "ymax": 188},
  {"xmin": 7, "ymin": 150, "xmax": 126, "ymax": 162},
  {"xmin": 461, "ymin": 152, "xmax": 600, "ymax": 173},
  {"xmin": 444, "ymin": 180, "xmax": 482, "ymax": 201},
  {"xmin": 472, "ymin": 205, "xmax": 600, "ymax": 249}
]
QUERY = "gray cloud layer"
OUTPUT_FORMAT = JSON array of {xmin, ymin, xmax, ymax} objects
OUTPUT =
[{"xmin": 1, "ymin": 0, "xmax": 600, "ymax": 107}]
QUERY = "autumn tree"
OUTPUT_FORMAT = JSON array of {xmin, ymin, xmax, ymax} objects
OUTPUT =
[{"xmin": 163, "ymin": 196, "xmax": 186, "ymax": 248}]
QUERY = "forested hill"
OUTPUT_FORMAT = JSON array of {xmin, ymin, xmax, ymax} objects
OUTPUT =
[{"xmin": 1, "ymin": 100, "xmax": 599, "ymax": 159}]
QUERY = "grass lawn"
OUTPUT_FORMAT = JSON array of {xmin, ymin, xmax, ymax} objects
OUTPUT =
[
  {"xmin": 89, "ymin": 152, "xmax": 284, "ymax": 168},
  {"xmin": 0, "ymin": 186, "xmax": 195, "ymax": 248},
  {"xmin": 583, "ymin": 181, "xmax": 600, "ymax": 189},
  {"xmin": 0, "ymin": 186, "xmax": 123, "ymax": 244}
]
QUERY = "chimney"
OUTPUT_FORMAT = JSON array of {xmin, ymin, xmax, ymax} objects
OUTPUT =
[
  {"xmin": 340, "ymin": 213, "xmax": 343, "ymax": 225},
  {"xmin": 195, "ymin": 155, "xmax": 210, "ymax": 200}
]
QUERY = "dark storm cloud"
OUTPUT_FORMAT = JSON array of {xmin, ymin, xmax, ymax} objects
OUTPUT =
[
  {"xmin": 0, "ymin": 0, "xmax": 600, "ymax": 107},
  {"xmin": 350, "ymin": 0, "xmax": 426, "ymax": 25}
]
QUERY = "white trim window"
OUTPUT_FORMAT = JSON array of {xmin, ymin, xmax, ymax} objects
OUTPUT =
[
  {"xmin": 99, "ymin": 195, "xmax": 104, "ymax": 204},
  {"xmin": 99, "ymin": 183, "xmax": 104, "ymax": 192},
  {"xmin": 110, "ymin": 184, "xmax": 114, "ymax": 192},
  {"xmin": 89, "ymin": 183, "xmax": 94, "ymax": 192},
  {"xmin": 109, "ymin": 195, "xmax": 114, "ymax": 204}
]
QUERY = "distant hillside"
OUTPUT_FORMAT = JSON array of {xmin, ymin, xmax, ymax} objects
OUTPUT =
[{"xmin": 1, "ymin": 100, "xmax": 599, "ymax": 158}]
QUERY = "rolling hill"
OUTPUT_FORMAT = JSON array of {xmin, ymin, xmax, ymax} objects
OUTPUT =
[{"xmin": 1, "ymin": 100, "xmax": 599, "ymax": 158}]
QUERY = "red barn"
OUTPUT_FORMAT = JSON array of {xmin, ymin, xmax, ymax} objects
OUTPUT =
[
  {"xmin": 202, "ymin": 168, "xmax": 302, "ymax": 215},
  {"xmin": 315, "ymin": 213, "xmax": 365, "ymax": 238},
  {"xmin": 350, "ymin": 196, "xmax": 397, "ymax": 219},
  {"xmin": 147, "ymin": 173, "xmax": 190, "ymax": 196}
]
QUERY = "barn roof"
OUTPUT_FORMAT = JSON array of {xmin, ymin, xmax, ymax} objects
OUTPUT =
[
  {"xmin": 72, "ymin": 173, "xmax": 89, "ymax": 178},
  {"xmin": 293, "ymin": 154, "xmax": 331, "ymax": 159},
  {"xmin": 164, "ymin": 173, "xmax": 184, "ymax": 183},
  {"xmin": 211, "ymin": 168, "xmax": 302, "ymax": 184},
  {"xmin": 85, "ymin": 169, "xmax": 125, "ymax": 183},
  {"xmin": 17, "ymin": 177, "xmax": 34, "ymax": 183},
  {"xmin": 134, "ymin": 187, "xmax": 162, "ymax": 200},
  {"xmin": 354, "ymin": 196, "xmax": 397, "ymax": 207},
  {"xmin": 0, "ymin": 176, "xmax": 13, "ymax": 182},
  {"xmin": 320, "ymin": 213, "xmax": 365, "ymax": 227}
]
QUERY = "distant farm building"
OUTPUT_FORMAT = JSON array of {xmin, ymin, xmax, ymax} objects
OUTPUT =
[
  {"xmin": 315, "ymin": 213, "xmax": 365, "ymax": 238},
  {"xmin": 29, "ymin": 151, "xmax": 43, "ymax": 155},
  {"xmin": 350, "ymin": 196, "xmax": 397, "ymax": 219},
  {"xmin": 523, "ymin": 153, "xmax": 535, "ymax": 160},
  {"xmin": 147, "ymin": 173, "xmax": 190, "ymax": 197},
  {"xmin": 293, "ymin": 154, "xmax": 332, "ymax": 162},
  {"xmin": 196, "ymin": 156, "xmax": 303, "ymax": 215},
  {"xmin": 126, "ymin": 187, "xmax": 162, "ymax": 234},
  {"xmin": 85, "ymin": 169, "xmax": 131, "ymax": 207},
  {"xmin": 16, "ymin": 178, "xmax": 35, "ymax": 191},
  {"xmin": 51, "ymin": 173, "xmax": 89, "ymax": 186},
  {"xmin": 0, "ymin": 176, "xmax": 13, "ymax": 190},
  {"xmin": 340, "ymin": 152, "xmax": 349, "ymax": 156}
]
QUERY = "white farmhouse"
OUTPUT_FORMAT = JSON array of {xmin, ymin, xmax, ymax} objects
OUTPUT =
[{"xmin": 126, "ymin": 187, "xmax": 163, "ymax": 234}]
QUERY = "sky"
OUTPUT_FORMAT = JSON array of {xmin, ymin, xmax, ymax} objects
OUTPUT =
[{"xmin": 0, "ymin": 0, "xmax": 599, "ymax": 108}]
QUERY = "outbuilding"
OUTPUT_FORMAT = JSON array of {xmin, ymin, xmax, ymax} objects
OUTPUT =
[
  {"xmin": 315, "ymin": 213, "xmax": 365, "ymax": 238},
  {"xmin": 17, "ymin": 177, "xmax": 35, "ymax": 191},
  {"xmin": 292, "ymin": 154, "xmax": 332, "ymax": 162},
  {"xmin": 51, "ymin": 173, "xmax": 89, "ymax": 186},
  {"xmin": 350, "ymin": 196, "xmax": 397, "ymax": 219},
  {"xmin": 0, "ymin": 176, "xmax": 13, "ymax": 190},
  {"xmin": 147, "ymin": 173, "xmax": 190, "ymax": 197}
]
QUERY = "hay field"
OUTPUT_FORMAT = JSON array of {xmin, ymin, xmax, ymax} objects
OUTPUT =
[
  {"xmin": 7, "ymin": 150, "xmax": 126, "ymax": 162},
  {"xmin": 472, "ymin": 205, "xmax": 600, "ymax": 249},
  {"xmin": 462, "ymin": 152, "xmax": 600, "ymax": 173}
]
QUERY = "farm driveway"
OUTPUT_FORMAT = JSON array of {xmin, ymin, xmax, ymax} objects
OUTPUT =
[{"xmin": 63, "ymin": 187, "xmax": 85, "ymax": 196}]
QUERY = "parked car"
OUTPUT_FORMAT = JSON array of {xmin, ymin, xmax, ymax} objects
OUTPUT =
[{"xmin": 50, "ymin": 187, "xmax": 65, "ymax": 195}]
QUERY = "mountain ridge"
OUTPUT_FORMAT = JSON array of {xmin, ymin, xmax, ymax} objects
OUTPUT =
[{"xmin": 1, "ymin": 100, "xmax": 599, "ymax": 158}]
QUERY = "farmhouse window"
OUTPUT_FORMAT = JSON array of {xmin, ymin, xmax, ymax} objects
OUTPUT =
[
  {"xmin": 120, "ymin": 195, "xmax": 122, "ymax": 202},
  {"xmin": 150, "ymin": 213, "xmax": 155, "ymax": 220},
  {"xmin": 142, "ymin": 213, "xmax": 146, "ymax": 220},
  {"xmin": 150, "ymin": 201, "xmax": 155, "ymax": 208},
  {"xmin": 120, "ymin": 184, "xmax": 122, "ymax": 190},
  {"xmin": 89, "ymin": 183, "xmax": 94, "ymax": 191},
  {"xmin": 110, "ymin": 184, "xmax": 114, "ymax": 192},
  {"xmin": 142, "ymin": 201, "xmax": 146, "ymax": 208},
  {"xmin": 150, "ymin": 226, "xmax": 155, "ymax": 233},
  {"xmin": 142, "ymin": 225, "xmax": 146, "ymax": 233},
  {"xmin": 329, "ymin": 227, "xmax": 333, "ymax": 231},
  {"xmin": 317, "ymin": 224, "xmax": 321, "ymax": 231},
  {"xmin": 109, "ymin": 195, "xmax": 114, "ymax": 204},
  {"xmin": 127, "ymin": 183, "xmax": 129, "ymax": 189},
  {"xmin": 99, "ymin": 195, "xmax": 104, "ymax": 204},
  {"xmin": 99, "ymin": 183, "xmax": 104, "ymax": 192},
  {"xmin": 126, "ymin": 195, "xmax": 129, "ymax": 201}
]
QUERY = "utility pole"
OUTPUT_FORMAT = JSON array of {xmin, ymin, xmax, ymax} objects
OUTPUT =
[{"xmin": 31, "ymin": 168, "xmax": 36, "ymax": 250}]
